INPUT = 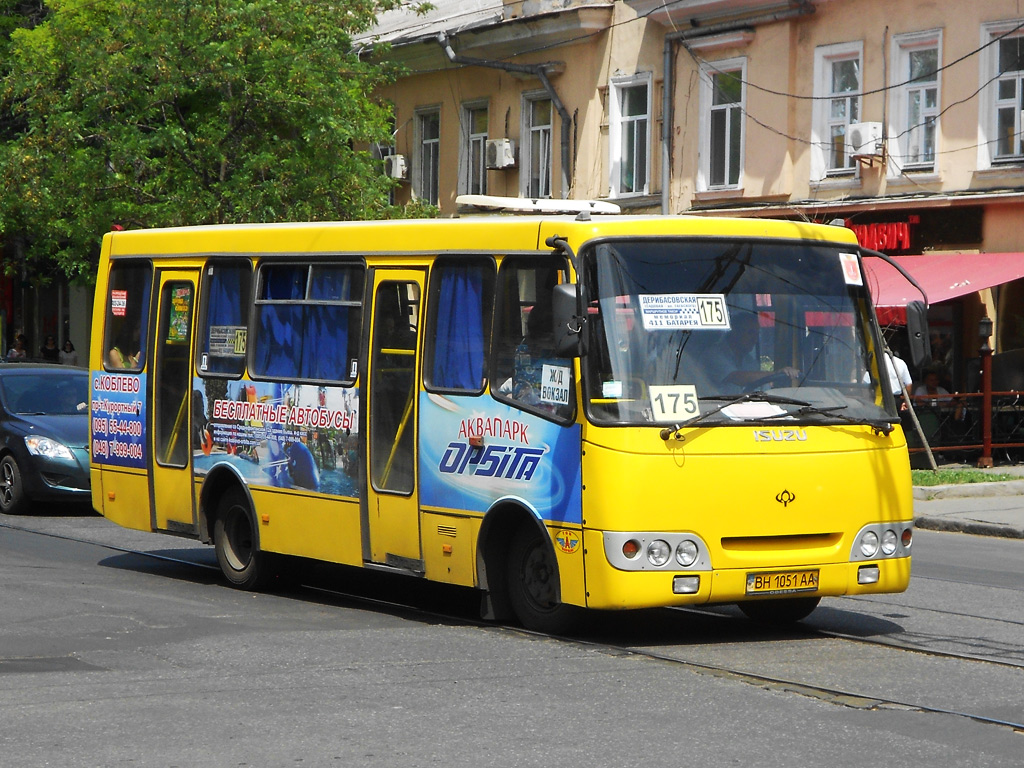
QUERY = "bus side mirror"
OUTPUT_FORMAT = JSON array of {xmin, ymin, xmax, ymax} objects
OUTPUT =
[
  {"xmin": 552, "ymin": 283, "xmax": 580, "ymax": 358},
  {"xmin": 905, "ymin": 300, "xmax": 931, "ymax": 369}
]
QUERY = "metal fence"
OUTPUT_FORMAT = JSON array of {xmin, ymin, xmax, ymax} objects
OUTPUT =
[{"xmin": 904, "ymin": 391, "xmax": 1024, "ymax": 464}]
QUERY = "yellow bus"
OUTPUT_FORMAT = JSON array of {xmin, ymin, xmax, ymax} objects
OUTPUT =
[{"xmin": 89, "ymin": 210, "xmax": 923, "ymax": 632}]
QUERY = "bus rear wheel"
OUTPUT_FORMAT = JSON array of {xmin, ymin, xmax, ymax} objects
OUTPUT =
[
  {"xmin": 213, "ymin": 489, "xmax": 274, "ymax": 591},
  {"xmin": 738, "ymin": 596, "xmax": 820, "ymax": 625},
  {"xmin": 506, "ymin": 525, "xmax": 580, "ymax": 634}
]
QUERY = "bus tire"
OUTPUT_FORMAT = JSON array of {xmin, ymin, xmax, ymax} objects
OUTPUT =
[
  {"xmin": 738, "ymin": 596, "xmax": 820, "ymax": 624},
  {"xmin": 213, "ymin": 488, "xmax": 274, "ymax": 591},
  {"xmin": 506, "ymin": 524, "xmax": 580, "ymax": 634}
]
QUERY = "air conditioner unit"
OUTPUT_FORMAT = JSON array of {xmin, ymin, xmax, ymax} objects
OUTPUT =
[
  {"xmin": 384, "ymin": 154, "xmax": 408, "ymax": 180},
  {"xmin": 485, "ymin": 139, "xmax": 516, "ymax": 170},
  {"xmin": 848, "ymin": 122, "xmax": 884, "ymax": 156}
]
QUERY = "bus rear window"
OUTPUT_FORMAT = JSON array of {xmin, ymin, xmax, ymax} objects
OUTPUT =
[{"xmin": 251, "ymin": 263, "xmax": 364, "ymax": 383}]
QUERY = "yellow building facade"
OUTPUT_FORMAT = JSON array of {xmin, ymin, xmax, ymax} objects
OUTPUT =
[{"xmin": 359, "ymin": 0, "xmax": 1024, "ymax": 392}]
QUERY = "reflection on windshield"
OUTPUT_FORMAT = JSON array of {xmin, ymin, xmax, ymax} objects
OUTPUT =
[
  {"xmin": 582, "ymin": 239, "xmax": 892, "ymax": 427},
  {"xmin": 1, "ymin": 373, "xmax": 90, "ymax": 415}
]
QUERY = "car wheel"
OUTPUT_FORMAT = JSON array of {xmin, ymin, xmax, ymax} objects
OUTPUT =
[
  {"xmin": 213, "ymin": 488, "xmax": 275, "ymax": 590},
  {"xmin": 0, "ymin": 455, "xmax": 27, "ymax": 515}
]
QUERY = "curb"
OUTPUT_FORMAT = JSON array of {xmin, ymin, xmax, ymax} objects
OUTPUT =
[
  {"xmin": 914, "ymin": 515, "xmax": 1024, "ymax": 539},
  {"xmin": 912, "ymin": 478, "xmax": 1024, "ymax": 501}
]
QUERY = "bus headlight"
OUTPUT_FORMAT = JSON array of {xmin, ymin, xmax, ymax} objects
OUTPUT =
[
  {"xmin": 647, "ymin": 540, "xmax": 671, "ymax": 566},
  {"xmin": 859, "ymin": 530, "xmax": 879, "ymax": 558},
  {"xmin": 675, "ymin": 539, "xmax": 699, "ymax": 567},
  {"xmin": 880, "ymin": 529, "xmax": 898, "ymax": 556}
]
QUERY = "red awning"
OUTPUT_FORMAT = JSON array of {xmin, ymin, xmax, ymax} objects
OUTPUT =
[{"xmin": 862, "ymin": 252, "xmax": 1024, "ymax": 308}]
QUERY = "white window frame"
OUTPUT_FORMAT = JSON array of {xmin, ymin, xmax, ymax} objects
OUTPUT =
[
  {"xmin": 979, "ymin": 19, "xmax": 1024, "ymax": 170},
  {"xmin": 698, "ymin": 57, "xmax": 746, "ymax": 191},
  {"xmin": 811, "ymin": 41, "xmax": 863, "ymax": 182},
  {"xmin": 414, "ymin": 107, "xmax": 441, "ymax": 205},
  {"xmin": 521, "ymin": 92, "xmax": 553, "ymax": 199},
  {"xmin": 889, "ymin": 31, "xmax": 941, "ymax": 175},
  {"xmin": 459, "ymin": 101, "xmax": 488, "ymax": 196},
  {"xmin": 608, "ymin": 73, "xmax": 652, "ymax": 198}
]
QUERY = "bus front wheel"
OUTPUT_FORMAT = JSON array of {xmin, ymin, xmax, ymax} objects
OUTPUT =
[
  {"xmin": 506, "ymin": 525, "xmax": 580, "ymax": 634},
  {"xmin": 738, "ymin": 596, "xmax": 820, "ymax": 624},
  {"xmin": 213, "ymin": 489, "xmax": 274, "ymax": 591}
]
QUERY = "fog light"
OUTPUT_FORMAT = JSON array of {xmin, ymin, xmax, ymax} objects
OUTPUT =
[
  {"xmin": 880, "ymin": 529, "xmax": 898, "ymax": 556},
  {"xmin": 675, "ymin": 539, "xmax": 699, "ymax": 567},
  {"xmin": 647, "ymin": 540, "xmax": 671, "ymax": 566},
  {"xmin": 859, "ymin": 531, "xmax": 879, "ymax": 558},
  {"xmin": 673, "ymin": 575, "xmax": 700, "ymax": 594},
  {"xmin": 858, "ymin": 564, "xmax": 880, "ymax": 584}
]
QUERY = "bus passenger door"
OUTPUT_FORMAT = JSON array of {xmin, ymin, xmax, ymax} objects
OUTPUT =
[
  {"xmin": 150, "ymin": 270, "xmax": 200, "ymax": 533},
  {"xmin": 365, "ymin": 271, "xmax": 424, "ymax": 570}
]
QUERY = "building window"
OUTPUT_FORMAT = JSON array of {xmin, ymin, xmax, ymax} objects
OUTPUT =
[
  {"xmin": 417, "ymin": 109, "xmax": 440, "ymax": 205},
  {"xmin": 609, "ymin": 76, "xmax": 651, "ymax": 197},
  {"xmin": 891, "ymin": 32, "xmax": 940, "ymax": 173},
  {"xmin": 980, "ymin": 21, "xmax": 1024, "ymax": 167},
  {"xmin": 523, "ymin": 95, "xmax": 552, "ymax": 198},
  {"xmin": 812, "ymin": 42, "xmax": 863, "ymax": 180},
  {"xmin": 699, "ymin": 59, "xmax": 745, "ymax": 189},
  {"xmin": 461, "ymin": 103, "xmax": 488, "ymax": 196}
]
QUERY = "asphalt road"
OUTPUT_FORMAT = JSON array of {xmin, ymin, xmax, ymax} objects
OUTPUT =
[{"xmin": 1, "ymin": 511, "xmax": 1022, "ymax": 768}]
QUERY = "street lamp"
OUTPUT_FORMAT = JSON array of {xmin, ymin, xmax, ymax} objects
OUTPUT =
[
  {"xmin": 978, "ymin": 315, "xmax": 993, "ymax": 350},
  {"xmin": 977, "ymin": 315, "xmax": 993, "ymax": 468}
]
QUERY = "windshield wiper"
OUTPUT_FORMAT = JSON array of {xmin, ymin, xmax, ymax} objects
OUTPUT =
[
  {"xmin": 659, "ymin": 391, "xmax": 896, "ymax": 439},
  {"xmin": 758, "ymin": 403, "xmax": 897, "ymax": 435},
  {"xmin": 659, "ymin": 390, "xmax": 811, "ymax": 439}
]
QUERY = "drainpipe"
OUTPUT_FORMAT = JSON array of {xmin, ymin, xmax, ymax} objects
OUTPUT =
[
  {"xmin": 438, "ymin": 33, "xmax": 572, "ymax": 198},
  {"xmin": 660, "ymin": 3, "xmax": 817, "ymax": 215}
]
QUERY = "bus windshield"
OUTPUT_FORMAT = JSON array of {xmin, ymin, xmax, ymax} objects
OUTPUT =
[{"xmin": 581, "ymin": 238, "xmax": 892, "ymax": 427}]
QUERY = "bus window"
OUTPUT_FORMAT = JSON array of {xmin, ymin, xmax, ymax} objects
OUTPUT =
[
  {"xmin": 424, "ymin": 259, "xmax": 494, "ymax": 393},
  {"xmin": 251, "ymin": 263, "xmax": 363, "ymax": 383},
  {"xmin": 103, "ymin": 262, "xmax": 152, "ymax": 371},
  {"xmin": 371, "ymin": 281, "xmax": 420, "ymax": 493},
  {"xmin": 155, "ymin": 280, "xmax": 194, "ymax": 467},
  {"xmin": 492, "ymin": 257, "xmax": 574, "ymax": 421},
  {"xmin": 197, "ymin": 260, "xmax": 251, "ymax": 377}
]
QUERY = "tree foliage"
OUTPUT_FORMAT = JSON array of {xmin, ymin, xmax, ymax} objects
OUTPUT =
[{"xmin": 0, "ymin": 0, "xmax": 418, "ymax": 282}]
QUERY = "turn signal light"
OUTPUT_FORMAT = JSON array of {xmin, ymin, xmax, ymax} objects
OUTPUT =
[{"xmin": 622, "ymin": 539, "xmax": 641, "ymax": 559}]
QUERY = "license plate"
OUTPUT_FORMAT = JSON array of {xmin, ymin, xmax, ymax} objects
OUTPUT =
[{"xmin": 746, "ymin": 569, "xmax": 819, "ymax": 595}]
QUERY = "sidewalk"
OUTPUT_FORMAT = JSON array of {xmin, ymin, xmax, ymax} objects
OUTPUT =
[{"xmin": 912, "ymin": 463, "xmax": 1024, "ymax": 539}]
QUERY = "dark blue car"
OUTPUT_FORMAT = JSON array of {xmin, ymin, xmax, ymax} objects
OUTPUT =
[{"xmin": 0, "ymin": 363, "xmax": 91, "ymax": 515}]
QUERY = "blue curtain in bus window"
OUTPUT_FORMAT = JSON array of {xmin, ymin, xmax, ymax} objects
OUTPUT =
[
  {"xmin": 264, "ymin": 265, "xmax": 306, "ymax": 300},
  {"xmin": 253, "ymin": 266, "xmax": 305, "ymax": 377},
  {"xmin": 303, "ymin": 306, "xmax": 348, "ymax": 380},
  {"xmin": 433, "ymin": 266, "xmax": 485, "ymax": 390},
  {"xmin": 310, "ymin": 266, "xmax": 352, "ymax": 301},
  {"xmin": 204, "ymin": 265, "xmax": 246, "ymax": 374},
  {"xmin": 304, "ymin": 267, "xmax": 351, "ymax": 380},
  {"xmin": 254, "ymin": 304, "xmax": 304, "ymax": 378}
]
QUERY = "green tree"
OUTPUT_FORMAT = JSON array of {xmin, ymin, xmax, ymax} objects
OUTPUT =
[{"xmin": 0, "ymin": 0, "xmax": 418, "ymax": 282}]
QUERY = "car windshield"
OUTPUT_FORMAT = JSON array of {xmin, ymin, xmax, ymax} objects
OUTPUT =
[
  {"xmin": 1, "ymin": 371, "xmax": 89, "ymax": 415},
  {"xmin": 580, "ymin": 238, "xmax": 893, "ymax": 427}
]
